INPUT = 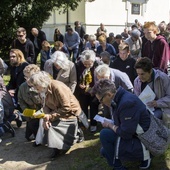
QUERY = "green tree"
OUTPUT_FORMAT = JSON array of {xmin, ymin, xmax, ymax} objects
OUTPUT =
[{"xmin": 0, "ymin": 0, "xmax": 82, "ymax": 59}]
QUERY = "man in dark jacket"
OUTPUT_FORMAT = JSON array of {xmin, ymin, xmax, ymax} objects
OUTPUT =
[
  {"xmin": 92, "ymin": 79, "xmax": 151, "ymax": 170},
  {"xmin": 7, "ymin": 49, "xmax": 29, "ymax": 107},
  {"xmin": 112, "ymin": 42, "xmax": 137, "ymax": 84},
  {"xmin": 29, "ymin": 28, "xmax": 47, "ymax": 64},
  {"xmin": 12, "ymin": 27, "xmax": 35, "ymax": 64},
  {"xmin": 6, "ymin": 49, "xmax": 28, "ymax": 127}
]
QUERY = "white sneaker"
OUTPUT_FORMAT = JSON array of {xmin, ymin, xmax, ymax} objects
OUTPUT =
[
  {"xmin": 90, "ymin": 126, "xmax": 97, "ymax": 132},
  {"xmin": 0, "ymin": 138, "xmax": 2, "ymax": 143}
]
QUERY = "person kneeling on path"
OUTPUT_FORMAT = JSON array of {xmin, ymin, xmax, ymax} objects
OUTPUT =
[
  {"xmin": 92, "ymin": 79, "xmax": 151, "ymax": 170},
  {"xmin": 28, "ymin": 71, "xmax": 88, "ymax": 159}
]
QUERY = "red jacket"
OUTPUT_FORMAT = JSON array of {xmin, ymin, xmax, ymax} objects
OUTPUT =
[{"xmin": 142, "ymin": 35, "xmax": 169, "ymax": 73}]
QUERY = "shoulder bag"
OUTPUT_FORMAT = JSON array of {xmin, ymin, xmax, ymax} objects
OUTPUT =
[{"xmin": 137, "ymin": 112, "xmax": 170, "ymax": 156}]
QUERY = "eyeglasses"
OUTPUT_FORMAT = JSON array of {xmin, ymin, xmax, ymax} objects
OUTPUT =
[{"xmin": 99, "ymin": 93, "xmax": 107, "ymax": 103}]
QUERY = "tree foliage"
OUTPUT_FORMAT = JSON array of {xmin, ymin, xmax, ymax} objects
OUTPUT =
[{"xmin": 0, "ymin": 0, "xmax": 82, "ymax": 59}]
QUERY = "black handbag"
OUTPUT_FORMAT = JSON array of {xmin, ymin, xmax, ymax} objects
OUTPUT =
[{"xmin": 1, "ymin": 91, "xmax": 15, "ymax": 120}]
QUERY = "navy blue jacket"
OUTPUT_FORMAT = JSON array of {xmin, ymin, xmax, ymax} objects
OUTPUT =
[
  {"xmin": 113, "ymin": 87, "xmax": 150, "ymax": 161},
  {"xmin": 96, "ymin": 43, "xmax": 116, "ymax": 57}
]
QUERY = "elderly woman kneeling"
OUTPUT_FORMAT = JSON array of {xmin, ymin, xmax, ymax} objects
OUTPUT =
[{"xmin": 28, "ymin": 71, "xmax": 84, "ymax": 159}]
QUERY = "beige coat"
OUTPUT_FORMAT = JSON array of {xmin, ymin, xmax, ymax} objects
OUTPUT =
[
  {"xmin": 43, "ymin": 80, "xmax": 81, "ymax": 121},
  {"xmin": 44, "ymin": 59, "xmax": 77, "ymax": 93}
]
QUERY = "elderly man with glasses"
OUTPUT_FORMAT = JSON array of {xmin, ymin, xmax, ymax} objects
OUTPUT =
[
  {"xmin": 95, "ymin": 64, "xmax": 133, "ymax": 119},
  {"xmin": 11, "ymin": 27, "xmax": 35, "ymax": 64},
  {"xmin": 92, "ymin": 79, "xmax": 151, "ymax": 170}
]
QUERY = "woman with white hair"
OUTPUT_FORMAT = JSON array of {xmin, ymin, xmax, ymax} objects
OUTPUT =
[
  {"xmin": 44, "ymin": 51, "xmax": 77, "ymax": 93},
  {"xmin": 75, "ymin": 49, "xmax": 100, "ymax": 132},
  {"xmin": 28, "ymin": 71, "xmax": 84, "ymax": 159},
  {"xmin": 95, "ymin": 64, "xmax": 133, "ymax": 91},
  {"xmin": 85, "ymin": 34, "xmax": 100, "ymax": 53}
]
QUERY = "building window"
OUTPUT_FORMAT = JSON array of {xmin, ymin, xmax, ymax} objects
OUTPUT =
[{"xmin": 131, "ymin": 3, "xmax": 140, "ymax": 15}]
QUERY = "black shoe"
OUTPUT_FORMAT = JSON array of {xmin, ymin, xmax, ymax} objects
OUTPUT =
[
  {"xmin": 25, "ymin": 137, "xmax": 32, "ymax": 141},
  {"xmin": 15, "ymin": 119, "xmax": 22, "ymax": 128},
  {"xmin": 32, "ymin": 142, "xmax": 41, "ymax": 147},
  {"xmin": 15, "ymin": 110, "xmax": 23, "ymax": 128},
  {"xmin": 3, "ymin": 121, "xmax": 15, "ymax": 137},
  {"xmin": 25, "ymin": 135, "xmax": 35, "ymax": 141},
  {"xmin": 50, "ymin": 149, "xmax": 60, "ymax": 160},
  {"xmin": 21, "ymin": 115, "xmax": 26, "ymax": 122}
]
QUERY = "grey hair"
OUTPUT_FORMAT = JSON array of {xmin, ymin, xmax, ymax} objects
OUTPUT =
[
  {"xmin": 28, "ymin": 71, "xmax": 51, "ymax": 89},
  {"xmin": 92, "ymin": 79, "xmax": 116, "ymax": 96},
  {"xmin": 88, "ymin": 34, "xmax": 96, "ymax": 41},
  {"xmin": 95, "ymin": 64, "xmax": 110, "ymax": 78},
  {"xmin": 80, "ymin": 50, "xmax": 96, "ymax": 62},
  {"xmin": 51, "ymin": 51, "xmax": 69, "ymax": 69}
]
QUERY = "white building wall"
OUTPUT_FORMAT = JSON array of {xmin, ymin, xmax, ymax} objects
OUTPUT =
[
  {"xmin": 42, "ymin": 2, "xmax": 85, "ymax": 41},
  {"xmin": 85, "ymin": 0, "xmax": 127, "ymax": 36},
  {"xmin": 42, "ymin": 0, "xmax": 170, "ymax": 41},
  {"xmin": 143, "ymin": 0, "xmax": 170, "ymax": 24}
]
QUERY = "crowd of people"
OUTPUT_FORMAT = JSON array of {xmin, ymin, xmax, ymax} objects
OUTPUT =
[{"xmin": 0, "ymin": 19, "xmax": 170, "ymax": 169}]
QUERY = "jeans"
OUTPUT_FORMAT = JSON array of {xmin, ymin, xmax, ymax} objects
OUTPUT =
[
  {"xmin": 68, "ymin": 48, "xmax": 79, "ymax": 63},
  {"xmin": 100, "ymin": 128, "xmax": 122, "ymax": 167}
]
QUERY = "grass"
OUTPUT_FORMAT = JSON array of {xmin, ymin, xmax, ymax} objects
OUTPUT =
[{"xmin": 2, "ymin": 74, "xmax": 170, "ymax": 170}]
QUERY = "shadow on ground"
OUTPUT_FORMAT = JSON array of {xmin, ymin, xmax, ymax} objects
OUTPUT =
[{"xmin": 0, "ymin": 122, "xmax": 169, "ymax": 170}]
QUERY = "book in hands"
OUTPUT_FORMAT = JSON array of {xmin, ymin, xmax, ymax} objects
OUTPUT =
[
  {"xmin": 23, "ymin": 109, "xmax": 36, "ymax": 117},
  {"xmin": 23, "ymin": 108, "xmax": 45, "ymax": 118},
  {"xmin": 138, "ymin": 85, "xmax": 156, "ymax": 111},
  {"xmin": 94, "ymin": 114, "xmax": 114, "ymax": 124},
  {"xmin": 33, "ymin": 109, "xmax": 45, "ymax": 118}
]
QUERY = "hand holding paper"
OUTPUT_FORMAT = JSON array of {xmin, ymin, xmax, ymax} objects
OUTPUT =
[
  {"xmin": 33, "ymin": 109, "xmax": 45, "ymax": 118},
  {"xmin": 94, "ymin": 115, "xmax": 114, "ymax": 124},
  {"xmin": 138, "ymin": 85, "xmax": 156, "ymax": 111}
]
